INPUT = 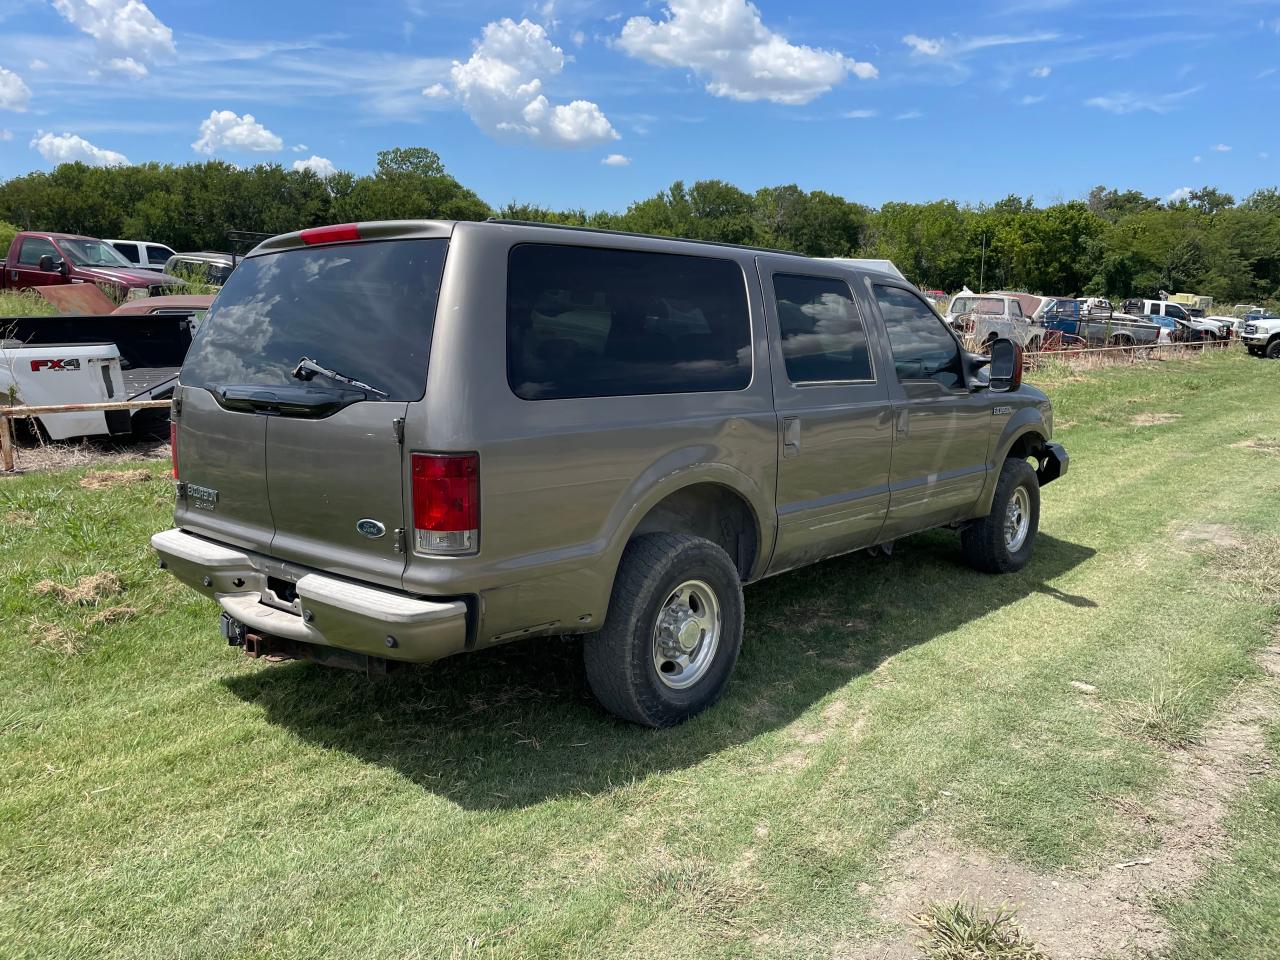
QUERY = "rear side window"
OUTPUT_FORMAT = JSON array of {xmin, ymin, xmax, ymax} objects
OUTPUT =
[
  {"xmin": 506, "ymin": 244, "xmax": 752, "ymax": 400},
  {"xmin": 146, "ymin": 245, "xmax": 171, "ymax": 265},
  {"xmin": 771, "ymin": 274, "xmax": 873, "ymax": 383},
  {"xmin": 874, "ymin": 284, "xmax": 965, "ymax": 390},
  {"xmin": 113, "ymin": 242, "xmax": 140, "ymax": 263},
  {"xmin": 182, "ymin": 239, "xmax": 447, "ymax": 402},
  {"xmin": 17, "ymin": 237, "xmax": 58, "ymax": 266}
]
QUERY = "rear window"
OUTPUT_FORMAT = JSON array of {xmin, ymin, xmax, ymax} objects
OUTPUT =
[
  {"xmin": 506, "ymin": 243, "xmax": 752, "ymax": 400},
  {"xmin": 182, "ymin": 239, "xmax": 447, "ymax": 402},
  {"xmin": 949, "ymin": 296, "xmax": 1004, "ymax": 316}
]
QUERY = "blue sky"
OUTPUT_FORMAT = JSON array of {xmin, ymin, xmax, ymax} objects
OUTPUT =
[{"xmin": 0, "ymin": 0, "xmax": 1277, "ymax": 212}]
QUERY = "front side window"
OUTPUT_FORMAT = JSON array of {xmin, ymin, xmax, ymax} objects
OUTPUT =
[
  {"xmin": 771, "ymin": 274, "xmax": 873, "ymax": 383},
  {"xmin": 1009, "ymin": 300, "xmax": 1024, "ymax": 318},
  {"xmin": 507, "ymin": 244, "xmax": 752, "ymax": 400},
  {"xmin": 17, "ymin": 237, "xmax": 58, "ymax": 267},
  {"xmin": 874, "ymin": 285, "xmax": 965, "ymax": 390}
]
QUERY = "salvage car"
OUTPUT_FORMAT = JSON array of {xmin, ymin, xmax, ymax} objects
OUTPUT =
[
  {"xmin": 945, "ymin": 292, "xmax": 1045, "ymax": 352},
  {"xmin": 153, "ymin": 220, "xmax": 1068, "ymax": 727}
]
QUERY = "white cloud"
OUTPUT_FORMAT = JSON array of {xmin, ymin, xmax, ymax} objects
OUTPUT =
[
  {"xmin": 30, "ymin": 130, "xmax": 130, "ymax": 166},
  {"xmin": 903, "ymin": 34, "xmax": 942, "ymax": 56},
  {"xmin": 1084, "ymin": 86, "xmax": 1202, "ymax": 115},
  {"xmin": 1193, "ymin": 155, "xmax": 1202, "ymax": 163},
  {"xmin": 902, "ymin": 32, "xmax": 1058, "ymax": 59},
  {"xmin": 1019, "ymin": 94, "xmax": 1045, "ymax": 105},
  {"xmin": 895, "ymin": 109, "xmax": 923, "ymax": 120},
  {"xmin": 291, "ymin": 143, "xmax": 307, "ymax": 152},
  {"xmin": 422, "ymin": 82, "xmax": 450, "ymax": 99},
  {"xmin": 1211, "ymin": 143, "xmax": 1231, "ymax": 152},
  {"xmin": 192, "ymin": 110, "xmax": 283, "ymax": 154},
  {"xmin": 843, "ymin": 108, "xmax": 877, "ymax": 118},
  {"xmin": 50, "ymin": 0, "xmax": 176, "ymax": 76},
  {"xmin": 1166, "ymin": 186, "xmax": 1193, "ymax": 203},
  {"xmin": 0, "ymin": 66, "xmax": 32, "ymax": 111},
  {"xmin": 1031, "ymin": 65, "xmax": 1051, "ymax": 78},
  {"xmin": 446, "ymin": 18, "xmax": 618, "ymax": 147},
  {"xmin": 292, "ymin": 155, "xmax": 336, "ymax": 177},
  {"xmin": 29, "ymin": 59, "xmax": 49, "ymax": 71},
  {"xmin": 571, "ymin": 30, "xmax": 585, "ymax": 48},
  {"xmin": 618, "ymin": 0, "xmax": 876, "ymax": 106},
  {"xmin": 601, "ymin": 152, "xmax": 630, "ymax": 166},
  {"xmin": 0, "ymin": 129, "xmax": 12, "ymax": 141}
]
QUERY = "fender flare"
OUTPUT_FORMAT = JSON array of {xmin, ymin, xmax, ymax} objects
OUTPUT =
[
  {"xmin": 976, "ymin": 411, "xmax": 1050, "ymax": 516},
  {"xmin": 588, "ymin": 456, "xmax": 778, "ymax": 615}
]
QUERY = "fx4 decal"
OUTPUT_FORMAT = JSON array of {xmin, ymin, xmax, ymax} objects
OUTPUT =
[{"xmin": 29, "ymin": 359, "xmax": 82, "ymax": 372}]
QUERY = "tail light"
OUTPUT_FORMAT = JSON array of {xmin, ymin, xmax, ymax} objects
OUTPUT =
[
  {"xmin": 300, "ymin": 223, "xmax": 361, "ymax": 246},
  {"xmin": 411, "ymin": 453, "xmax": 478, "ymax": 555},
  {"xmin": 169, "ymin": 420, "xmax": 178, "ymax": 479}
]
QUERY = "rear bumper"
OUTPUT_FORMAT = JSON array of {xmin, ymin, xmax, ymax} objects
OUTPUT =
[
  {"xmin": 1036, "ymin": 442, "xmax": 1068, "ymax": 487},
  {"xmin": 151, "ymin": 528, "xmax": 469, "ymax": 663}
]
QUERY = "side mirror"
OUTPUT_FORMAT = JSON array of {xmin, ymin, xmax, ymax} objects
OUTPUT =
[
  {"xmin": 38, "ymin": 254, "xmax": 57, "ymax": 272},
  {"xmin": 59, "ymin": 258, "xmax": 70, "ymax": 276},
  {"xmin": 989, "ymin": 338, "xmax": 1023, "ymax": 392}
]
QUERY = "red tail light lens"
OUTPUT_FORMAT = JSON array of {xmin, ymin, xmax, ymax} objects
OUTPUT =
[
  {"xmin": 411, "ymin": 453, "xmax": 478, "ymax": 555},
  {"xmin": 299, "ymin": 223, "xmax": 361, "ymax": 246},
  {"xmin": 169, "ymin": 420, "xmax": 178, "ymax": 479}
]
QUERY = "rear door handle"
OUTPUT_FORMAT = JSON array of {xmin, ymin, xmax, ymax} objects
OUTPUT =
[{"xmin": 782, "ymin": 417, "xmax": 801, "ymax": 458}]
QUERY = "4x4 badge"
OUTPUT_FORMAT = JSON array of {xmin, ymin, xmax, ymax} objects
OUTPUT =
[{"xmin": 356, "ymin": 518, "xmax": 386, "ymax": 539}]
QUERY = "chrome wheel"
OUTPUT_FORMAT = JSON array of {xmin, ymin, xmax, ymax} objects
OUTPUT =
[
  {"xmin": 1005, "ymin": 486, "xmax": 1030, "ymax": 552},
  {"xmin": 652, "ymin": 579, "xmax": 721, "ymax": 690}
]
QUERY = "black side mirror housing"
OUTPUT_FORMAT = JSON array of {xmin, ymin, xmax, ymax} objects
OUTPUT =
[
  {"xmin": 37, "ymin": 254, "xmax": 56, "ymax": 272},
  {"xmin": 989, "ymin": 338, "xmax": 1023, "ymax": 392}
]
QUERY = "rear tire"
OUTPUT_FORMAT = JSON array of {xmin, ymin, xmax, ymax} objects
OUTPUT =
[
  {"xmin": 584, "ymin": 533, "xmax": 744, "ymax": 728},
  {"xmin": 961, "ymin": 458, "xmax": 1040, "ymax": 574}
]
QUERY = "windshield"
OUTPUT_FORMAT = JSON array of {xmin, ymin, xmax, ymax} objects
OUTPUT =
[
  {"xmin": 181, "ymin": 239, "xmax": 448, "ymax": 402},
  {"xmin": 949, "ymin": 296, "xmax": 1005, "ymax": 316},
  {"xmin": 59, "ymin": 238, "xmax": 134, "ymax": 268}
]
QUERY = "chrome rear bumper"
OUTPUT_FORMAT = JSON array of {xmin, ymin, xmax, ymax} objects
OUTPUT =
[{"xmin": 151, "ymin": 528, "xmax": 468, "ymax": 663}]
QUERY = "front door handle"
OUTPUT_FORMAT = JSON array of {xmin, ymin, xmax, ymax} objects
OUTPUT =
[
  {"xmin": 782, "ymin": 417, "xmax": 801, "ymax": 458},
  {"xmin": 895, "ymin": 409, "xmax": 910, "ymax": 439}
]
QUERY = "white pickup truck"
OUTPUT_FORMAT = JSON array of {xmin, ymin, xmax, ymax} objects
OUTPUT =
[{"xmin": 1, "ymin": 341, "xmax": 130, "ymax": 439}]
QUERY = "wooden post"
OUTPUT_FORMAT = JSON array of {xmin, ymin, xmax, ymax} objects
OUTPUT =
[{"xmin": 0, "ymin": 413, "xmax": 14, "ymax": 473}]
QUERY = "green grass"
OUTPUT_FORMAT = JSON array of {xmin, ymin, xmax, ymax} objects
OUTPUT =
[
  {"xmin": 0, "ymin": 289, "xmax": 59, "ymax": 319},
  {"xmin": 2, "ymin": 349, "xmax": 1279, "ymax": 959}
]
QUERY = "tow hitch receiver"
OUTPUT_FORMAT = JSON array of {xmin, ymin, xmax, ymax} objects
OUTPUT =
[{"xmin": 236, "ymin": 628, "xmax": 389, "ymax": 678}]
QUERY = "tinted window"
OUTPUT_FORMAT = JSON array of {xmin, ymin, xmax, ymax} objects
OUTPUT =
[
  {"xmin": 114, "ymin": 242, "xmax": 140, "ymax": 263},
  {"xmin": 874, "ymin": 285, "xmax": 965, "ymax": 389},
  {"xmin": 147, "ymin": 245, "xmax": 171, "ymax": 265},
  {"xmin": 182, "ymin": 239, "xmax": 448, "ymax": 402},
  {"xmin": 772, "ymin": 274, "xmax": 873, "ymax": 383},
  {"xmin": 507, "ymin": 244, "xmax": 751, "ymax": 400},
  {"xmin": 18, "ymin": 237, "xmax": 58, "ymax": 266}
]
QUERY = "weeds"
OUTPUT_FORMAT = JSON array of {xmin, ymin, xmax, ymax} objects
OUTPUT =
[
  {"xmin": 910, "ymin": 900, "xmax": 1049, "ymax": 960},
  {"xmin": 1119, "ymin": 677, "xmax": 1209, "ymax": 747}
]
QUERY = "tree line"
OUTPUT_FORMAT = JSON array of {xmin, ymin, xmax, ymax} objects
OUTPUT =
[{"xmin": 1, "ymin": 147, "xmax": 1277, "ymax": 305}]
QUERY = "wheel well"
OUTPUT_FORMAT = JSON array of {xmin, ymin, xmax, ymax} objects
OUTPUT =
[
  {"xmin": 1007, "ymin": 431, "xmax": 1046, "ymax": 462},
  {"xmin": 630, "ymin": 484, "xmax": 760, "ymax": 581}
]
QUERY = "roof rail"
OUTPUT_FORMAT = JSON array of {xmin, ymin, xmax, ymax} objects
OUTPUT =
[{"xmin": 483, "ymin": 217, "xmax": 806, "ymax": 259}]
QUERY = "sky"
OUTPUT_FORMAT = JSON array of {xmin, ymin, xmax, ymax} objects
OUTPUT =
[{"xmin": 0, "ymin": 0, "xmax": 1278, "ymax": 213}]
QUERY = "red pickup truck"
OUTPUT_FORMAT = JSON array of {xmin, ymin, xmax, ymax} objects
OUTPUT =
[{"xmin": 1, "ymin": 231, "xmax": 186, "ymax": 302}]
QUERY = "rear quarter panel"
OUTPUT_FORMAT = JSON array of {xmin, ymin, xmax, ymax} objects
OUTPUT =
[{"xmin": 401, "ymin": 223, "xmax": 779, "ymax": 645}]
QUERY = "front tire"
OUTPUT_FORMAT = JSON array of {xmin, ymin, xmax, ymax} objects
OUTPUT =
[
  {"xmin": 584, "ymin": 533, "xmax": 744, "ymax": 727},
  {"xmin": 961, "ymin": 458, "xmax": 1041, "ymax": 574},
  {"xmin": 1266, "ymin": 339, "xmax": 1280, "ymax": 360}
]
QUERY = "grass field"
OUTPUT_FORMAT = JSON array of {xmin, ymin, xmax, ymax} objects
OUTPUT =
[{"xmin": 2, "ymin": 349, "xmax": 1278, "ymax": 959}]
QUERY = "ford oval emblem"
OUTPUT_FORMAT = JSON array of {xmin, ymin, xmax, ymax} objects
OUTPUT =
[{"xmin": 356, "ymin": 518, "xmax": 386, "ymax": 539}]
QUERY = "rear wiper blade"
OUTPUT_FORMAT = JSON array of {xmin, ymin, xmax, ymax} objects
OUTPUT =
[{"xmin": 290, "ymin": 356, "xmax": 389, "ymax": 398}]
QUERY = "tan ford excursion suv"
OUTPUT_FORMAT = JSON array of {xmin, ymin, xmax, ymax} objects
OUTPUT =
[{"xmin": 153, "ymin": 220, "xmax": 1067, "ymax": 727}]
